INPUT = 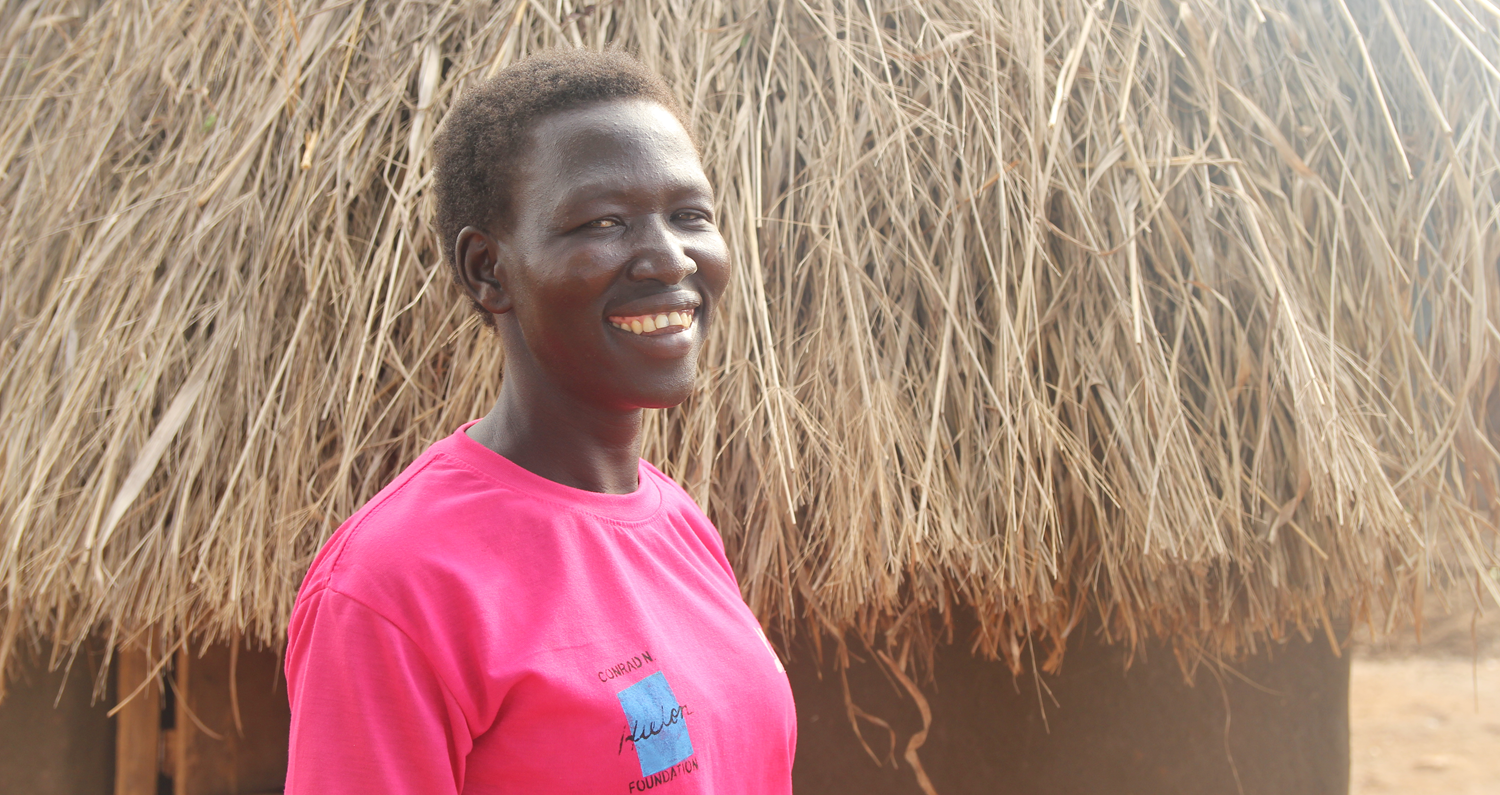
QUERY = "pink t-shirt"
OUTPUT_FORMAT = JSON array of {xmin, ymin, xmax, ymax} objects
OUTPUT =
[{"xmin": 285, "ymin": 423, "xmax": 796, "ymax": 794}]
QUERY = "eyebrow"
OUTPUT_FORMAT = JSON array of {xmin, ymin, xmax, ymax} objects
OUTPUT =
[
  {"xmin": 553, "ymin": 180, "xmax": 715, "ymax": 216},
  {"xmin": 560, "ymin": 177, "xmax": 714, "ymax": 201}
]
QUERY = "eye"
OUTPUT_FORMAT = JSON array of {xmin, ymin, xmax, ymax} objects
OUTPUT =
[
  {"xmin": 673, "ymin": 209, "xmax": 713, "ymax": 225},
  {"xmin": 583, "ymin": 218, "xmax": 621, "ymax": 229}
]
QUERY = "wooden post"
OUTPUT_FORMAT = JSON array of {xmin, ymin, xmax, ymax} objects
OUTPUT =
[
  {"xmin": 174, "ymin": 639, "xmax": 290, "ymax": 795},
  {"xmin": 115, "ymin": 644, "xmax": 161, "ymax": 795}
]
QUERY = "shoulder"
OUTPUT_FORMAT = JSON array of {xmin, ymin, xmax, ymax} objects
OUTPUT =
[
  {"xmin": 638, "ymin": 459, "xmax": 701, "ymax": 513},
  {"xmin": 638, "ymin": 459, "xmax": 734, "ymax": 568},
  {"xmin": 295, "ymin": 434, "xmax": 543, "ymax": 617}
]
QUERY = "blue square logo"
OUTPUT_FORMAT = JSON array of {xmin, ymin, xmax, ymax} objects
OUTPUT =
[{"xmin": 617, "ymin": 671, "xmax": 694, "ymax": 776}]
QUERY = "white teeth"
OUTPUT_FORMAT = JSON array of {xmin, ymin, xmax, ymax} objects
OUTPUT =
[{"xmin": 610, "ymin": 310, "xmax": 695, "ymax": 334}]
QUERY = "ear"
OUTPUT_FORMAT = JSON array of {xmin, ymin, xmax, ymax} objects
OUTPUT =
[{"xmin": 455, "ymin": 226, "xmax": 514, "ymax": 316}]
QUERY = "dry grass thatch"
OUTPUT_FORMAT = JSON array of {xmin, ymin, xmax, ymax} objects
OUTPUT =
[{"xmin": 1, "ymin": 0, "xmax": 1498, "ymax": 688}]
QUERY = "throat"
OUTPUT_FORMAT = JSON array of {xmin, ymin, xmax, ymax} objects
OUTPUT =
[{"xmin": 467, "ymin": 392, "xmax": 644, "ymax": 495}]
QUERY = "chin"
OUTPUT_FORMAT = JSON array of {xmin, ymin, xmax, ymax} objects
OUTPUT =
[
  {"xmin": 633, "ymin": 387, "xmax": 695, "ymax": 410},
  {"xmin": 621, "ymin": 373, "xmax": 698, "ymax": 409}
]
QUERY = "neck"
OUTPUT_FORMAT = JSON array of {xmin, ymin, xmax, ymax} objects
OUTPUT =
[{"xmin": 467, "ymin": 367, "xmax": 644, "ymax": 495}]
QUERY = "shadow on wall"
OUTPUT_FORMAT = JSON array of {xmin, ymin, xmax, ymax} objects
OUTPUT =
[
  {"xmin": 790, "ymin": 613, "xmax": 1350, "ymax": 795},
  {"xmin": 0, "ymin": 640, "xmax": 115, "ymax": 795}
]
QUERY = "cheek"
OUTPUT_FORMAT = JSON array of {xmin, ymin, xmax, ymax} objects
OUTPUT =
[
  {"xmin": 698, "ymin": 241, "xmax": 733, "ymax": 297},
  {"xmin": 525, "ymin": 267, "xmax": 608, "ymax": 321},
  {"xmin": 512, "ymin": 285, "xmax": 595, "ymax": 358}
]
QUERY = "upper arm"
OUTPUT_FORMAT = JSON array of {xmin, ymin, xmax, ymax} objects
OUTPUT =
[{"xmin": 285, "ymin": 587, "xmax": 473, "ymax": 794}]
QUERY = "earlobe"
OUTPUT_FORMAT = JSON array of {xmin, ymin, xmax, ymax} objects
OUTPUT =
[{"xmin": 456, "ymin": 226, "xmax": 514, "ymax": 315}]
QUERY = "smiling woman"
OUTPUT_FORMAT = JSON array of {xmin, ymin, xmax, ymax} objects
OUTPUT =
[
  {"xmin": 458, "ymin": 99, "xmax": 731, "ymax": 460},
  {"xmin": 282, "ymin": 50, "xmax": 794, "ymax": 794}
]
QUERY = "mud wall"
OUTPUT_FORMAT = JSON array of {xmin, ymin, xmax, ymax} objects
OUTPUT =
[{"xmin": 790, "ymin": 616, "xmax": 1349, "ymax": 795}]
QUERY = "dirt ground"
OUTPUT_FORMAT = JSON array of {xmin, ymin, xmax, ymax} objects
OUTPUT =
[{"xmin": 1349, "ymin": 585, "xmax": 1500, "ymax": 795}]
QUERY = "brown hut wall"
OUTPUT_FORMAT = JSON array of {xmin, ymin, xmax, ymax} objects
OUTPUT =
[{"xmin": 0, "ymin": 643, "xmax": 115, "ymax": 795}]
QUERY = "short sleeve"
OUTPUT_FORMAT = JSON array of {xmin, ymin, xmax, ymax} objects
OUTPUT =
[{"xmin": 285, "ymin": 587, "xmax": 473, "ymax": 794}]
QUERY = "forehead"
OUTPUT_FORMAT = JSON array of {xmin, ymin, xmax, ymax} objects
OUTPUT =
[{"xmin": 520, "ymin": 100, "xmax": 708, "ymax": 201}]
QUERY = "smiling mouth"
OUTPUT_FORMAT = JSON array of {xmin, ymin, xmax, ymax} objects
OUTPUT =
[{"xmin": 608, "ymin": 309, "xmax": 694, "ymax": 336}]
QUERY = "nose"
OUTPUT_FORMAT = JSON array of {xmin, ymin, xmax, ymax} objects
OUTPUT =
[{"xmin": 625, "ymin": 215, "xmax": 697, "ymax": 285}]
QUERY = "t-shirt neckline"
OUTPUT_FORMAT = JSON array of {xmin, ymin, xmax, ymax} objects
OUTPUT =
[{"xmin": 440, "ymin": 419, "xmax": 663, "ymax": 521}]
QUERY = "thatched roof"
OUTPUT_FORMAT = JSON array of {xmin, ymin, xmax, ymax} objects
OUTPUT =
[{"xmin": 2, "ymin": 0, "xmax": 1497, "ymax": 683}]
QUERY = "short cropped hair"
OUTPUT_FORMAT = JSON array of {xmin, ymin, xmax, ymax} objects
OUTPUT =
[{"xmin": 432, "ymin": 48, "xmax": 687, "ymax": 327}]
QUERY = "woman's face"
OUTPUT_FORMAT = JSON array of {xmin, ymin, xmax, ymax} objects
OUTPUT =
[{"xmin": 468, "ymin": 99, "xmax": 730, "ymax": 411}]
